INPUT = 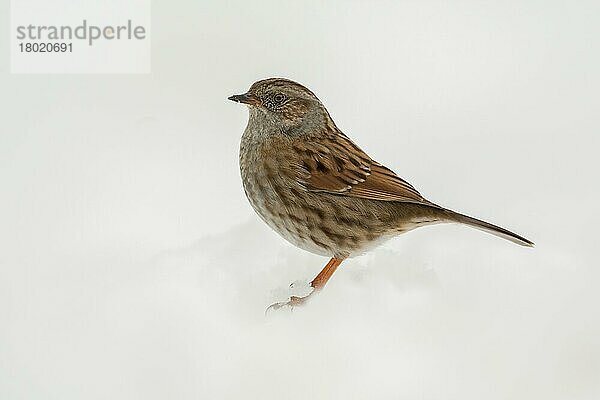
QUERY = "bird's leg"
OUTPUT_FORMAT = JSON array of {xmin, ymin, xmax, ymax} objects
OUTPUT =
[
  {"xmin": 310, "ymin": 257, "xmax": 344, "ymax": 291},
  {"xmin": 267, "ymin": 257, "xmax": 345, "ymax": 311}
]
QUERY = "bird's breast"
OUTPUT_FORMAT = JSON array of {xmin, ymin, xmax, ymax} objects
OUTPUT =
[
  {"xmin": 239, "ymin": 133, "xmax": 299, "ymax": 214},
  {"xmin": 238, "ymin": 132, "xmax": 334, "ymax": 256}
]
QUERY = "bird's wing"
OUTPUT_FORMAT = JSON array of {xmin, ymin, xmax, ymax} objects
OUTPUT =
[{"xmin": 292, "ymin": 131, "xmax": 428, "ymax": 203}]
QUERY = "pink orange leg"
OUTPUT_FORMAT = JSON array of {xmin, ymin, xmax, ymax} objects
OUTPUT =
[{"xmin": 309, "ymin": 257, "xmax": 344, "ymax": 291}]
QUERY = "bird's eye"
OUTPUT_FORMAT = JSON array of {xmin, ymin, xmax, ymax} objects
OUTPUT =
[{"xmin": 273, "ymin": 93, "xmax": 286, "ymax": 103}]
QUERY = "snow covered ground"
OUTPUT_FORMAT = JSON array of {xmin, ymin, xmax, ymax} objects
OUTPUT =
[{"xmin": 1, "ymin": 1, "xmax": 599, "ymax": 399}]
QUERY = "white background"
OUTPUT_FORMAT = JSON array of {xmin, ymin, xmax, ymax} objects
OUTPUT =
[{"xmin": 1, "ymin": 1, "xmax": 599, "ymax": 399}]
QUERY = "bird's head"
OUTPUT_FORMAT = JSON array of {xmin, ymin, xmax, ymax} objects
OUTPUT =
[{"xmin": 229, "ymin": 78, "xmax": 333, "ymax": 135}]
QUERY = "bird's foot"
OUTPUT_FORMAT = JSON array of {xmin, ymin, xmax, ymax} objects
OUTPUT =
[
  {"xmin": 266, "ymin": 288, "xmax": 315, "ymax": 314},
  {"xmin": 266, "ymin": 294, "xmax": 310, "ymax": 313},
  {"xmin": 265, "ymin": 258, "xmax": 344, "ymax": 314}
]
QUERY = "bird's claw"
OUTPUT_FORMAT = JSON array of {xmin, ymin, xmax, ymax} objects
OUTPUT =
[{"xmin": 265, "ymin": 295, "xmax": 310, "ymax": 314}]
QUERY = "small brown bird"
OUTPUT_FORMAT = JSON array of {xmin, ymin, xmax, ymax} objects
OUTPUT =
[{"xmin": 229, "ymin": 78, "xmax": 533, "ymax": 309}]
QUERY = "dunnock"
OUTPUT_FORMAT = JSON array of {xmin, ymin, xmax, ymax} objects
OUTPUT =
[{"xmin": 229, "ymin": 78, "xmax": 533, "ymax": 309}]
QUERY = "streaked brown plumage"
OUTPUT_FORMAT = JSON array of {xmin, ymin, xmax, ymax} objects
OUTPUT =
[{"xmin": 230, "ymin": 78, "xmax": 533, "ymax": 309}]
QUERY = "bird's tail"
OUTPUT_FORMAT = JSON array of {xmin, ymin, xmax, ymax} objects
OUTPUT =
[{"xmin": 442, "ymin": 209, "xmax": 534, "ymax": 247}]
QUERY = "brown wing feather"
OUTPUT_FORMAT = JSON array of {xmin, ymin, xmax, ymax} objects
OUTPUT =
[
  {"xmin": 347, "ymin": 163, "xmax": 426, "ymax": 202},
  {"xmin": 293, "ymin": 130, "xmax": 428, "ymax": 203}
]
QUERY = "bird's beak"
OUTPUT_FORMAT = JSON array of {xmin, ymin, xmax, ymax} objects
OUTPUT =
[{"xmin": 228, "ymin": 92, "xmax": 259, "ymax": 106}]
